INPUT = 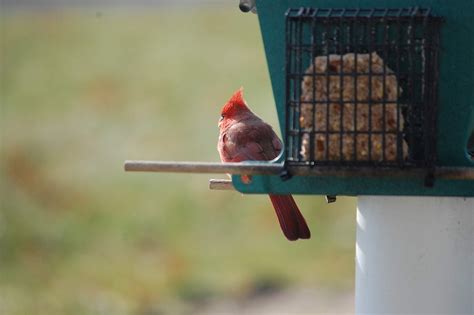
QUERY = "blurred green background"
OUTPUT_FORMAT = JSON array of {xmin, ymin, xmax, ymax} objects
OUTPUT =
[{"xmin": 1, "ymin": 3, "xmax": 356, "ymax": 314}]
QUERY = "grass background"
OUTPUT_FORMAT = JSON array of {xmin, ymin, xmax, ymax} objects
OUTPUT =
[{"xmin": 1, "ymin": 6, "xmax": 356, "ymax": 314}]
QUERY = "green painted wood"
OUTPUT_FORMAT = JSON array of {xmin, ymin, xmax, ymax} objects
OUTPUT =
[
  {"xmin": 233, "ymin": 173, "xmax": 474, "ymax": 196},
  {"xmin": 232, "ymin": 0, "xmax": 473, "ymax": 196}
]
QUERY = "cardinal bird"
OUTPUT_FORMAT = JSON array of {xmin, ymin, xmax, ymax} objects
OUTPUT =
[{"xmin": 217, "ymin": 88, "xmax": 311, "ymax": 241}]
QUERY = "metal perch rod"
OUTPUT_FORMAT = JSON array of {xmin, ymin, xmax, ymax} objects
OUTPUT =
[
  {"xmin": 124, "ymin": 160, "xmax": 474, "ymax": 180},
  {"xmin": 209, "ymin": 179, "xmax": 234, "ymax": 190},
  {"xmin": 124, "ymin": 160, "xmax": 281, "ymax": 175}
]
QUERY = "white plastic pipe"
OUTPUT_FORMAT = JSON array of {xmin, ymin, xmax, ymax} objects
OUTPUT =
[{"xmin": 356, "ymin": 196, "xmax": 473, "ymax": 314}]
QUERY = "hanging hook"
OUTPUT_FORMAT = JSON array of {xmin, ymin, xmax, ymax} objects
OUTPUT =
[{"xmin": 239, "ymin": 0, "xmax": 257, "ymax": 14}]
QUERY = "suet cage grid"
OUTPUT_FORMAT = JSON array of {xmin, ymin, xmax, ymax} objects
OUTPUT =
[{"xmin": 285, "ymin": 7, "xmax": 442, "ymax": 169}]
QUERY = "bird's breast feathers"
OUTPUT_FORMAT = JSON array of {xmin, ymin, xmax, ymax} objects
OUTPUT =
[{"xmin": 218, "ymin": 119, "xmax": 282, "ymax": 162}]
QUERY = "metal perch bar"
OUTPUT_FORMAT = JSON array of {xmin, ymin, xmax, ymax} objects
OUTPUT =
[
  {"xmin": 124, "ymin": 160, "xmax": 474, "ymax": 180},
  {"xmin": 209, "ymin": 179, "xmax": 235, "ymax": 191},
  {"xmin": 124, "ymin": 160, "xmax": 281, "ymax": 175}
]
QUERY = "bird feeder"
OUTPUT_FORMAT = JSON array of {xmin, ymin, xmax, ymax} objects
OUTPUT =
[
  {"xmin": 229, "ymin": 1, "xmax": 473, "ymax": 197},
  {"xmin": 125, "ymin": 1, "xmax": 473, "ymax": 195},
  {"xmin": 125, "ymin": 0, "xmax": 473, "ymax": 312}
]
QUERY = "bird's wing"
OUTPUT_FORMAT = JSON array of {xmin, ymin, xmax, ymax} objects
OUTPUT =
[{"xmin": 220, "ymin": 120, "xmax": 282, "ymax": 162}]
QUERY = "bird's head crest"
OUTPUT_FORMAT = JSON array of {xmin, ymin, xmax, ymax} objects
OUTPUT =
[{"xmin": 220, "ymin": 87, "xmax": 248, "ymax": 119}]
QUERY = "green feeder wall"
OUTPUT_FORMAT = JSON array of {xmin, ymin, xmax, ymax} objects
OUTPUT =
[{"xmin": 232, "ymin": 0, "xmax": 474, "ymax": 196}]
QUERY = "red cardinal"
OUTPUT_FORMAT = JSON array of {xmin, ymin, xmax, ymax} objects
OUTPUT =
[{"xmin": 217, "ymin": 88, "xmax": 311, "ymax": 241}]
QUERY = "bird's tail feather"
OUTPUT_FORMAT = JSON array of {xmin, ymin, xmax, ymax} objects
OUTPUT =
[{"xmin": 269, "ymin": 194, "xmax": 311, "ymax": 241}]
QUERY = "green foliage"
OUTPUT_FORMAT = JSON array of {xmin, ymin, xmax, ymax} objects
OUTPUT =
[{"xmin": 1, "ymin": 8, "xmax": 356, "ymax": 315}]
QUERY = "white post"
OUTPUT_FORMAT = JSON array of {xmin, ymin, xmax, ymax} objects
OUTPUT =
[{"xmin": 356, "ymin": 196, "xmax": 474, "ymax": 314}]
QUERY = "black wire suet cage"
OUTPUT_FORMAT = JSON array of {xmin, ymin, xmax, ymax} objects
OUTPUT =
[{"xmin": 285, "ymin": 7, "xmax": 443, "ymax": 169}]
